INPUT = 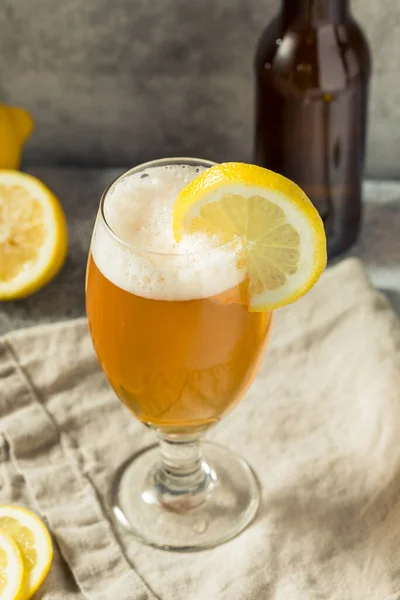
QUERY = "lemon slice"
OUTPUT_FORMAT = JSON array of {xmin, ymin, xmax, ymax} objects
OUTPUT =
[
  {"xmin": 0, "ymin": 170, "xmax": 68, "ymax": 300},
  {"xmin": 173, "ymin": 163, "xmax": 327, "ymax": 311},
  {"xmin": 0, "ymin": 505, "xmax": 53, "ymax": 600},
  {"xmin": 0, "ymin": 530, "xmax": 24, "ymax": 600}
]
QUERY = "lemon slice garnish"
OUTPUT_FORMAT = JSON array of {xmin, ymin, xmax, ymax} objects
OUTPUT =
[
  {"xmin": 173, "ymin": 162, "xmax": 327, "ymax": 311},
  {"xmin": 0, "ymin": 529, "xmax": 24, "ymax": 600},
  {"xmin": 0, "ymin": 170, "xmax": 68, "ymax": 300},
  {"xmin": 0, "ymin": 505, "xmax": 53, "ymax": 600}
]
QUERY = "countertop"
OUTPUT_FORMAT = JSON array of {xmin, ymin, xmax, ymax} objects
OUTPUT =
[{"xmin": 1, "ymin": 167, "xmax": 400, "ymax": 335}]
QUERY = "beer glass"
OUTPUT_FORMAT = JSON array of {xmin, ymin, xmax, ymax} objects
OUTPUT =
[{"xmin": 86, "ymin": 158, "xmax": 272, "ymax": 550}]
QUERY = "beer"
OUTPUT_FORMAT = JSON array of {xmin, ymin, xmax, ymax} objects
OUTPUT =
[
  {"xmin": 86, "ymin": 163, "xmax": 272, "ymax": 433},
  {"xmin": 254, "ymin": 0, "xmax": 371, "ymax": 257}
]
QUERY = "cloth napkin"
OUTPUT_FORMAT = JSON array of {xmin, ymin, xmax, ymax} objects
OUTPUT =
[{"xmin": 1, "ymin": 258, "xmax": 400, "ymax": 600}]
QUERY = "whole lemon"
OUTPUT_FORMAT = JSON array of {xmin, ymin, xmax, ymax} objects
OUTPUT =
[{"xmin": 0, "ymin": 102, "xmax": 34, "ymax": 169}]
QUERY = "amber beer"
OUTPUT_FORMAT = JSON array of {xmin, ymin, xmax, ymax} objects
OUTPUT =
[
  {"xmin": 87, "ymin": 255, "xmax": 271, "ymax": 430},
  {"xmin": 86, "ymin": 163, "xmax": 272, "ymax": 432}
]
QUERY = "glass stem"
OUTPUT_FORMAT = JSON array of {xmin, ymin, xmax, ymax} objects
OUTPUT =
[{"xmin": 154, "ymin": 432, "xmax": 214, "ymax": 507}]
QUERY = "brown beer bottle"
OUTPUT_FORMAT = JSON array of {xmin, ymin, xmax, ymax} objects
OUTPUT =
[{"xmin": 254, "ymin": 0, "xmax": 371, "ymax": 257}]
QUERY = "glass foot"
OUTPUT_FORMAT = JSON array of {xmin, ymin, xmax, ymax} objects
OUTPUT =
[{"xmin": 110, "ymin": 441, "xmax": 260, "ymax": 551}]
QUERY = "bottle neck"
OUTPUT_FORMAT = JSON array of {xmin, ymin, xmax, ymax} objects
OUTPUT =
[{"xmin": 282, "ymin": 0, "xmax": 350, "ymax": 25}]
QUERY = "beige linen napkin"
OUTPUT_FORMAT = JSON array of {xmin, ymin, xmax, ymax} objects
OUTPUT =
[{"xmin": 1, "ymin": 258, "xmax": 400, "ymax": 600}]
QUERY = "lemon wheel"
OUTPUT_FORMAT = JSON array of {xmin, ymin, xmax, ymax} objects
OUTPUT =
[
  {"xmin": 0, "ymin": 505, "xmax": 53, "ymax": 600},
  {"xmin": 0, "ymin": 170, "xmax": 68, "ymax": 300},
  {"xmin": 0, "ymin": 529, "xmax": 24, "ymax": 600},
  {"xmin": 173, "ymin": 162, "xmax": 327, "ymax": 311}
]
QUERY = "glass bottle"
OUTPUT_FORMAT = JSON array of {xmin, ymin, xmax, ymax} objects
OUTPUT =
[{"xmin": 254, "ymin": 0, "xmax": 371, "ymax": 257}]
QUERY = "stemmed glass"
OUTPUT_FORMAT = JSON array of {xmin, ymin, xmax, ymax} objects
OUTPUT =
[{"xmin": 86, "ymin": 158, "xmax": 272, "ymax": 550}]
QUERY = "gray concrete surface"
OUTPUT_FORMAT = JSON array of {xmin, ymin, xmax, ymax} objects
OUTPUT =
[{"xmin": 0, "ymin": 0, "xmax": 398, "ymax": 178}]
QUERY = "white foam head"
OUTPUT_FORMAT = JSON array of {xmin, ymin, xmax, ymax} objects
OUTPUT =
[{"xmin": 91, "ymin": 163, "xmax": 245, "ymax": 301}]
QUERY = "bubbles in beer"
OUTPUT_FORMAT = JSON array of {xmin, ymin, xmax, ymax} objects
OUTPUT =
[{"xmin": 92, "ymin": 164, "xmax": 245, "ymax": 301}]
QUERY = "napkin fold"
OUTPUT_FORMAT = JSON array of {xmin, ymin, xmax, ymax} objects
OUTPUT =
[{"xmin": 1, "ymin": 258, "xmax": 400, "ymax": 600}]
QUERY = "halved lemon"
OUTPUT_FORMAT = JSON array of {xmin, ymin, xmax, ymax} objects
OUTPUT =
[
  {"xmin": 0, "ymin": 505, "xmax": 53, "ymax": 600},
  {"xmin": 0, "ymin": 529, "xmax": 24, "ymax": 600},
  {"xmin": 173, "ymin": 163, "xmax": 327, "ymax": 311},
  {"xmin": 0, "ymin": 170, "xmax": 68, "ymax": 300}
]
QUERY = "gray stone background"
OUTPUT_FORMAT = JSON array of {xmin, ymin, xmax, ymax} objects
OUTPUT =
[{"xmin": 0, "ymin": 0, "xmax": 398, "ymax": 178}]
